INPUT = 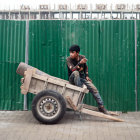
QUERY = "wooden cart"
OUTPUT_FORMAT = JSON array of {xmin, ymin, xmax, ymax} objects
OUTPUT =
[{"xmin": 16, "ymin": 62, "xmax": 124, "ymax": 124}]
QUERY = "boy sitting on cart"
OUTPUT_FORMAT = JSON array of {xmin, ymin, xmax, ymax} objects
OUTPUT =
[{"xmin": 66, "ymin": 45, "xmax": 108, "ymax": 114}]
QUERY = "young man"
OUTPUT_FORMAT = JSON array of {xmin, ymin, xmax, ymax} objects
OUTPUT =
[{"xmin": 66, "ymin": 44, "xmax": 108, "ymax": 114}]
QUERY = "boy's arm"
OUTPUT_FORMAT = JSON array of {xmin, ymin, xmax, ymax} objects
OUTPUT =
[
  {"xmin": 84, "ymin": 63, "xmax": 92, "ymax": 82},
  {"xmin": 66, "ymin": 58, "xmax": 80, "ymax": 72},
  {"xmin": 84, "ymin": 63, "xmax": 89, "ymax": 77}
]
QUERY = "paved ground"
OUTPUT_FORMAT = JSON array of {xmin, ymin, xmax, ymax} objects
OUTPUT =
[{"xmin": 0, "ymin": 111, "xmax": 140, "ymax": 140}]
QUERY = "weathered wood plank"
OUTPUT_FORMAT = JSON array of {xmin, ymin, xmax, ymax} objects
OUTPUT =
[
  {"xmin": 81, "ymin": 108, "xmax": 124, "ymax": 122},
  {"xmin": 32, "ymin": 73, "xmax": 89, "ymax": 93},
  {"xmin": 82, "ymin": 104, "xmax": 119, "ymax": 116},
  {"xmin": 21, "ymin": 68, "xmax": 33, "ymax": 94},
  {"xmin": 66, "ymin": 96, "xmax": 77, "ymax": 111}
]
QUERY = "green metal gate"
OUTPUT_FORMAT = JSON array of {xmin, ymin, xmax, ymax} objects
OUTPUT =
[
  {"xmin": 0, "ymin": 20, "xmax": 25, "ymax": 110},
  {"xmin": 0, "ymin": 20, "xmax": 139, "ymax": 111}
]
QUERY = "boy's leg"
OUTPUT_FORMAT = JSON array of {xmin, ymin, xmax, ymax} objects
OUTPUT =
[
  {"xmin": 81, "ymin": 79, "xmax": 103, "ymax": 106},
  {"xmin": 69, "ymin": 71, "xmax": 83, "ymax": 87},
  {"xmin": 81, "ymin": 78, "xmax": 108, "ymax": 114}
]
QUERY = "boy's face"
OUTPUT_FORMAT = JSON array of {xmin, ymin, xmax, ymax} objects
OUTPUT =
[{"xmin": 70, "ymin": 51, "xmax": 79, "ymax": 59}]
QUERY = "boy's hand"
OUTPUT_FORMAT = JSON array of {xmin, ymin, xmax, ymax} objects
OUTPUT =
[
  {"xmin": 77, "ymin": 66, "xmax": 80, "ymax": 69},
  {"xmin": 80, "ymin": 58, "xmax": 87, "ymax": 64},
  {"xmin": 79, "ymin": 67, "xmax": 83, "ymax": 71},
  {"xmin": 77, "ymin": 66, "xmax": 83, "ymax": 71},
  {"xmin": 86, "ymin": 76, "xmax": 92, "ymax": 82}
]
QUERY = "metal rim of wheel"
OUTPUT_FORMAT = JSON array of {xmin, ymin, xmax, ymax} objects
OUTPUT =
[{"xmin": 36, "ymin": 96, "xmax": 61, "ymax": 120}]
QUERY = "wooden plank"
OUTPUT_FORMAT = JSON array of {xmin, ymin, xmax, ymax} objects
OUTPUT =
[
  {"xmin": 82, "ymin": 104, "xmax": 119, "ymax": 116},
  {"xmin": 77, "ymin": 93, "xmax": 86, "ymax": 107},
  {"xmin": 72, "ymin": 91, "xmax": 80, "ymax": 107},
  {"xmin": 32, "ymin": 73, "xmax": 67, "ymax": 87},
  {"xmin": 66, "ymin": 84, "xmax": 89, "ymax": 93},
  {"xmin": 83, "ymin": 104, "xmax": 99, "ymax": 111},
  {"xmin": 32, "ymin": 73, "xmax": 47, "ymax": 81},
  {"xmin": 108, "ymin": 111, "xmax": 120, "ymax": 116},
  {"xmin": 21, "ymin": 68, "xmax": 33, "ymax": 94},
  {"xmin": 57, "ymin": 86, "xmax": 63, "ymax": 95},
  {"xmin": 48, "ymin": 78, "xmax": 66, "ymax": 87},
  {"xmin": 35, "ymin": 79, "xmax": 45, "ymax": 91},
  {"xmin": 32, "ymin": 73, "xmax": 89, "ymax": 93},
  {"xmin": 81, "ymin": 108, "xmax": 124, "ymax": 122},
  {"xmin": 64, "ymin": 88, "xmax": 74, "ymax": 99},
  {"xmin": 28, "ymin": 78, "xmax": 38, "ymax": 94},
  {"xmin": 66, "ymin": 96, "xmax": 77, "ymax": 111}
]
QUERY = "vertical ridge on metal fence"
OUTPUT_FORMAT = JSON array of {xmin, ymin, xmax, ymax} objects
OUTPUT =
[{"xmin": 136, "ymin": 20, "xmax": 140, "ymax": 111}]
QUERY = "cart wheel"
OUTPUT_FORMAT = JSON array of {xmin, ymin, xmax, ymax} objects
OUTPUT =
[{"xmin": 32, "ymin": 89, "xmax": 66, "ymax": 124}]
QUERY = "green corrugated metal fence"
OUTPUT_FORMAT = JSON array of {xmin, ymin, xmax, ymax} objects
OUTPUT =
[
  {"xmin": 137, "ymin": 20, "xmax": 140, "ymax": 111},
  {"xmin": 0, "ymin": 20, "xmax": 139, "ymax": 111},
  {"xmin": 0, "ymin": 20, "xmax": 25, "ymax": 110}
]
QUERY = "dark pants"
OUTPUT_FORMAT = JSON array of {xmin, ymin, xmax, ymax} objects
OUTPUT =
[{"xmin": 69, "ymin": 71, "xmax": 103, "ymax": 106}]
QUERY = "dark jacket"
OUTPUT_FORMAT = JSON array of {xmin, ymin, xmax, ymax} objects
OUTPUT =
[{"xmin": 66, "ymin": 55, "xmax": 89, "ymax": 79}]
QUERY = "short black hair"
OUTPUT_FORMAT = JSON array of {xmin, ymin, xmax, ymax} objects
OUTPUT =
[{"xmin": 69, "ymin": 44, "xmax": 80, "ymax": 53}]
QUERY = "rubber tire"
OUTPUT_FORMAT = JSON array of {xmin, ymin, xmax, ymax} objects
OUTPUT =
[{"xmin": 32, "ymin": 89, "xmax": 66, "ymax": 124}]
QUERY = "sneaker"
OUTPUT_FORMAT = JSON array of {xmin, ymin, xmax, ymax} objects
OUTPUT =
[{"xmin": 98, "ymin": 106, "xmax": 109, "ymax": 115}]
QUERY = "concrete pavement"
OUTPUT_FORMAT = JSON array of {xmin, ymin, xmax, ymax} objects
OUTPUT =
[{"xmin": 0, "ymin": 111, "xmax": 140, "ymax": 140}]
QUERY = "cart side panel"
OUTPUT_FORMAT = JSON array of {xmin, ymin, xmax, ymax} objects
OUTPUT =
[
  {"xmin": 27, "ymin": 75, "xmax": 85, "ymax": 110},
  {"xmin": 63, "ymin": 88, "xmax": 81, "ymax": 108},
  {"xmin": 56, "ymin": 86, "xmax": 64, "ymax": 94},
  {"xmin": 46, "ymin": 83, "xmax": 64, "ymax": 95},
  {"xmin": 47, "ymin": 83, "xmax": 58, "ymax": 91},
  {"xmin": 29, "ymin": 78, "xmax": 64, "ymax": 94},
  {"xmin": 72, "ymin": 91, "xmax": 81, "ymax": 106},
  {"xmin": 28, "ymin": 78, "xmax": 45, "ymax": 94}
]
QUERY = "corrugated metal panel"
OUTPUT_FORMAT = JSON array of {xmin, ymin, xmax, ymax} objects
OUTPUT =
[
  {"xmin": 0, "ymin": 20, "xmax": 137, "ymax": 111},
  {"xmin": 94, "ymin": 20, "xmax": 135, "ymax": 111},
  {"xmin": 28, "ymin": 20, "xmax": 135, "ymax": 111},
  {"xmin": 137, "ymin": 20, "xmax": 140, "ymax": 111},
  {"xmin": 28, "ymin": 20, "xmax": 67, "ymax": 110},
  {"xmin": 0, "ymin": 20, "xmax": 26, "ymax": 110}
]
